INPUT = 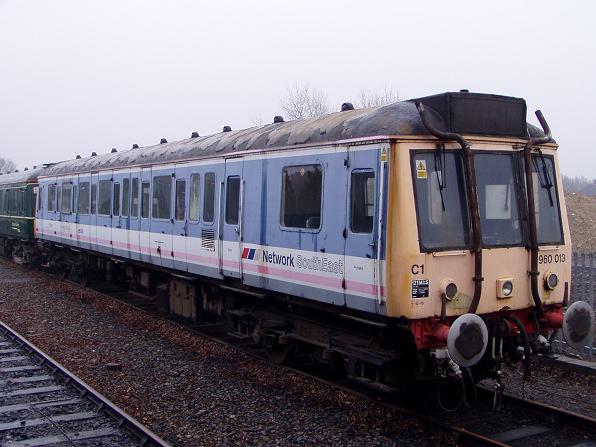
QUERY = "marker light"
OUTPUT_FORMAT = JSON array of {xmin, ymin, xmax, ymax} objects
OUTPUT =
[
  {"xmin": 544, "ymin": 272, "xmax": 559, "ymax": 290},
  {"xmin": 496, "ymin": 278, "xmax": 514, "ymax": 299}
]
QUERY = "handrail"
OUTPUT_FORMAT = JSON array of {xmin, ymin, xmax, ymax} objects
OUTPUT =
[
  {"xmin": 416, "ymin": 102, "xmax": 484, "ymax": 313},
  {"xmin": 524, "ymin": 110, "xmax": 553, "ymax": 317}
]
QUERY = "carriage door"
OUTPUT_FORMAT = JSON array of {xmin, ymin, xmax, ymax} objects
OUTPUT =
[
  {"xmin": 112, "ymin": 170, "xmax": 130, "ymax": 258},
  {"xmin": 90, "ymin": 173, "xmax": 99, "ymax": 252},
  {"xmin": 96, "ymin": 172, "xmax": 113, "ymax": 255},
  {"xmin": 344, "ymin": 146, "xmax": 382, "ymax": 311},
  {"xmin": 139, "ymin": 167, "xmax": 152, "ymax": 264},
  {"xmin": 150, "ymin": 167, "xmax": 175, "ymax": 269},
  {"xmin": 221, "ymin": 158, "xmax": 243, "ymax": 278},
  {"xmin": 77, "ymin": 174, "xmax": 92, "ymax": 251},
  {"xmin": 128, "ymin": 169, "xmax": 141, "ymax": 261},
  {"xmin": 172, "ymin": 164, "xmax": 189, "ymax": 271},
  {"xmin": 60, "ymin": 177, "xmax": 77, "ymax": 245}
]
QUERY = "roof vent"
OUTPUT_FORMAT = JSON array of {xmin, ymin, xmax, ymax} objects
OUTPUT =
[
  {"xmin": 14, "ymin": 169, "xmax": 19, "ymax": 173},
  {"xmin": 24, "ymin": 167, "xmax": 28, "ymax": 171},
  {"xmin": 111, "ymin": 148, "xmax": 118, "ymax": 153},
  {"xmin": 341, "ymin": 102, "xmax": 354, "ymax": 112},
  {"xmin": 223, "ymin": 126, "xmax": 232, "ymax": 132},
  {"xmin": 91, "ymin": 152, "xmax": 97, "ymax": 156},
  {"xmin": 460, "ymin": 89, "xmax": 469, "ymax": 93},
  {"xmin": 160, "ymin": 138, "xmax": 167, "ymax": 144},
  {"xmin": 273, "ymin": 115, "xmax": 284, "ymax": 123},
  {"xmin": 132, "ymin": 143, "xmax": 139, "ymax": 149},
  {"xmin": 76, "ymin": 155, "xmax": 81, "ymax": 159},
  {"xmin": 191, "ymin": 131, "xmax": 199, "ymax": 138},
  {"xmin": 33, "ymin": 166, "xmax": 37, "ymax": 169}
]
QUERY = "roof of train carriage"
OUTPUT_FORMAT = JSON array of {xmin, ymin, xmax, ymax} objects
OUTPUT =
[
  {"xmin": 0, "ymin": 167, "xmax": 46, "ymax": 186},
  {"xmin": 41, "ymin": 92, "xmax": 550, "ymax": 178}
]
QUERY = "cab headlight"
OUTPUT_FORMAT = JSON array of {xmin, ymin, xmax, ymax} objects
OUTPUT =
[
  {"xmin": 496, "ymin": 278, "xmax": 514, "ymax": 299},
  {"xmin": 544, "ymin": 272, "xmax": 559, "ymax": 290}
]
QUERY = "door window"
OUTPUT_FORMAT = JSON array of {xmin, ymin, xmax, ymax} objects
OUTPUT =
[
  {"xmin": 131, "ymin": 178, "xmax": 139, "ymax": 217},
  {"xmin": 141, "ymin": 182, "xmax": 150, "ymax": 218},
  {"xmin": 350, "ymin": 170, "xmax": 375, "ymax": 233},
  {"xmin": 78, "ymin": 182, "xmax": 90, "ymax": 214},
  {"xmin": 203, "ymin": 172, "xmax": 215, "ymax": 223},
  {"xmin": 113, "ymin": 183, "xmax": 120, "ymax": 216},
  {"xmin": 189, "ymin": 174, "xmax": 200, "ymax": 221},
  {"xmin": 98, "ymin": 180, "xmax": 111, "ymax": 215},
  {"xmin": 122, "ymin": 178, "xmax": 130, "ymax": 217},
  {"xmin": 152, "ymin": 176, "xmax": 172, "ymax": 220},
  {"xmin": 225, "ymin": 176, "xmax": 240, "ymax": 225},
  {"xmin": 175, "ymin": 179, "xmax": 186, "ymax": 221}
]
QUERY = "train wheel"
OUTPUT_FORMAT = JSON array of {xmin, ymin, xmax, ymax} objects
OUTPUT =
[
  {"xmin": 264, "ymin": 339, "xmax": 294, "ymax": 365},
  {"xmin": 79, "ymin": 271, "xmax": 89, "ymax": 287}
]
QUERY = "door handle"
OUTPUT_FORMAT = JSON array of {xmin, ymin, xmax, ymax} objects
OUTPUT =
[{"xmin": 234, "ymin": 227, "xmax": 240, "ymax": 235}]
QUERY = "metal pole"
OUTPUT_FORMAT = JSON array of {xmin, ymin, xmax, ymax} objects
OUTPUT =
[
  {"xmin": 581, "ymin": 253, "xmax": 586, "ymax": 303},
  {"xmin": 573, "ymin": 252, "xmax": 578, "ymax": 303}
]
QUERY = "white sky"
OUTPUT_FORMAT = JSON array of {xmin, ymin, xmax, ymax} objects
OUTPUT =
[{"xmin": 0, "ymin": 0, "xmax": 594, "ymax": 177}]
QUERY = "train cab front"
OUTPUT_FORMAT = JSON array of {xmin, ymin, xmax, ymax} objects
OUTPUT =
[{"xmin": 386, "ymin": 92, "xmax": 594, "ymax": 383}]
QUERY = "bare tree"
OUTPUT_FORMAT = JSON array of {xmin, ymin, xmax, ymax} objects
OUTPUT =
[
  {"xmin": 356, "ymin": 87, "xmax": 400, "ymax": 108},
  {"xmin": 280, "ymin": 83, "xmax": 330, "ymax": 120},
  {"xmin": 250, "ymin": 114, "xmax": 265, "ymax": 126},
  {"xmin": 0, "ymin": 156, "xmax": 16, "ymax": 174}
]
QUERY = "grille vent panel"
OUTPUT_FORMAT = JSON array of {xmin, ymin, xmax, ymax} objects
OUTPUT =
[{"xmin": 201, "ymin": 228, "xmax": 215, "ymax": 251}]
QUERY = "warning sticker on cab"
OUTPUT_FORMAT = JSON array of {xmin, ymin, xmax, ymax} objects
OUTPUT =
[
  {"xmin": 412, "ymin": 279, "xmax": 429, "ymax": 298},
  {"xmin": 415, "ymin": 160, "xmax": 427, "ymax": 179}
]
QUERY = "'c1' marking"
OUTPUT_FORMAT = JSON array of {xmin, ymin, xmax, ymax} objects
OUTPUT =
[{"xmin": 411, "ymin": 264, "xmax": 424, "ymax": 275}]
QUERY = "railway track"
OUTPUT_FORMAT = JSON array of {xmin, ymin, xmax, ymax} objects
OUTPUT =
[
  {"xmin": 39, "ymin": 272, "xmax": 596, "ymax": 446},
  {"xmin": 0, "ymin": 321, "xmax": 170, "ymax": 447}
]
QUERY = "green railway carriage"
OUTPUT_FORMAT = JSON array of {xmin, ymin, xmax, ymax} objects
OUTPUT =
[{"xmin": 0, "ymin": 168, "xmax": 43, "ymax": 259}]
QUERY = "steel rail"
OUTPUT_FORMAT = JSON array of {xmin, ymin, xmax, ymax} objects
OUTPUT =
[{"xmin": 0, "ymin": 320, "xmax": 171, "ymax": 447}]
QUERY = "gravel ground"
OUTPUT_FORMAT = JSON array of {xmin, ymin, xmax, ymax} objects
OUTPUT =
[
  {"xmin": 481, "ymin": 357, "xmax": 596, "ymax": 419},
  {"xmin": 566, "ymin": 192, "xmax": 596, "ymax": 253},
  {"xmin": 0, "ymin": 259, "xmax": 453, "ymax": 447}
]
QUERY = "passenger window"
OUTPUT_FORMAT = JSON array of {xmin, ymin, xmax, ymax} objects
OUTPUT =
[
  {"xmin": 122, "ymin": 178, "xmax": 130, "ymax": 217},
  {"xmin": 98, "ymin": 180, "xmax": 111, "ymax": 215},
  {"xmin": 131, "ymin": 178, "xmax": 139, "ymax": 217},
  {"xmin": 351, "ymin": 170, "xmax": 375, "ymax": 233},
  {"xmin": 281, "ymin": 164, "xmax": 323, "ymax": 229},
  {"xmin": 203, "ymin": 172, "xmax": 215, "ymax": 223},
  {"xmin": 225, "ymin": 176, "xmax": 240, "ymax": 225},
  {"xmin": 175, "ymin": 179, "xmax": 186, "ymax": 221},
  {"xmin": 152, "ymin": 176, "xmax": 172, "ymax": 220},
  {"xmin": 78, "ymin": 182, "xmax": 90, "ymax": 214},
  {"xmin": 189, "ymin": 174, "xmax": 200, "ymax": 221},
  {"xmin": 113, "ymin": 183, "xmax": 120, "ymax": 216},
  {"xmin": 91, "ymin": 184, "xmax": 97, "ymax": 215},
  {"xmin": 141, "ymin": 182, "xmax": 150, "ymax": 219},
  {"xmin": 48, "ymin": 184, "xmax": 57, "ymax": 212}
]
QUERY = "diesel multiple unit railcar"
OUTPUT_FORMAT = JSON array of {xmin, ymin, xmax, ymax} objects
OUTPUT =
[
  {"xmin": 0, "ymin": 167, "xmax": 44, "ymax": 263},
  {"xmin": 5, "ymin": 91, "xmax": 594, "ymax": 391}
]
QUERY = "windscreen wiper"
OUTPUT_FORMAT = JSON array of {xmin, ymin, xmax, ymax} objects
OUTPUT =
[{"xmin": 532, "ymin": 149, "xmax": 554, "ymax": 206}]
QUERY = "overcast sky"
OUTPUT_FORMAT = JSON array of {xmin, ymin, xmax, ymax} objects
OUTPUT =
[{"xmin": 0, "ymin": 0, "xmax": 594, "ymax": 177}]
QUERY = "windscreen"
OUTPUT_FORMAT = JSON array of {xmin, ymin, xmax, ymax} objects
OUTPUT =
[
  {"xmin": 412, "ymin": 151, "xmax": 471, "ymax": 251},
  {"xmin": 474, "ymin": 153, "xmax": 524, "ymax": 247}
]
